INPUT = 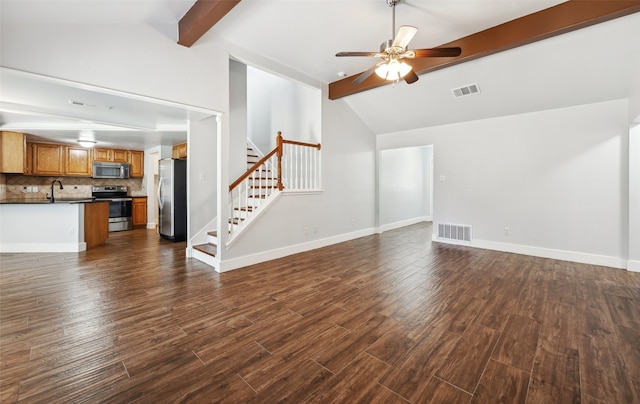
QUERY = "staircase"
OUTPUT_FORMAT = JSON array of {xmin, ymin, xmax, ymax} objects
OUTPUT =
[
  {"xmin": 191, "ymin": 145, "xmax": 272, "ymax": 265},
  {"xmin": 191, "ymin": 132, "xmax": 321, "ymax": 270}
]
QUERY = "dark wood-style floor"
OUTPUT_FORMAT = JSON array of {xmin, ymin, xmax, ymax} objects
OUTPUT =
[{"xmin": 1, "ymin": 223, "xmax": 639, "ymax": 403}]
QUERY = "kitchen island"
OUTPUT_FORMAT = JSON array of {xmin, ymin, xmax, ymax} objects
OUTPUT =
[{"xmin": 0, "ymin": 199, "xmax": 109, "ymax": 252}]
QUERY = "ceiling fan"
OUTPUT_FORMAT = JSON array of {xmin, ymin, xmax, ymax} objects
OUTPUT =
[{"xmin": 336, "ymin": 0, "xmax": 462, "ymax": 85}]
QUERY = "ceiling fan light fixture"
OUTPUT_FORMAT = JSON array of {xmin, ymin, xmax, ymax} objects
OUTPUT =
[{"xmin": 375, "ymin": 59, "xmax": 411, "ymax": 81}]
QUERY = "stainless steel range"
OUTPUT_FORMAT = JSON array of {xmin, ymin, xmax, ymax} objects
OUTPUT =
[{"xmin": 92, "ymin": 186, "xmax": 132, "ymax": 232}]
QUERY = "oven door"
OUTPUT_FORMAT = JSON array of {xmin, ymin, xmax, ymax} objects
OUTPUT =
[{"xmin": 105, "ymin": 198, "xmax": 132, "ymax": 232}]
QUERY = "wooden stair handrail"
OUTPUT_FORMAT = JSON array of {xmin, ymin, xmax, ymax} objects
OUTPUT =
[
  {"xmin": 282, "ymin": 139, "xmax": 321, "ymax": 150},
  {"xmin": 229, "ymin": 148, "xmax": 277, "ymax": 192},
  {"xmin": 229, "ymin": 131, "xmax": 321, "ymax": 193}
]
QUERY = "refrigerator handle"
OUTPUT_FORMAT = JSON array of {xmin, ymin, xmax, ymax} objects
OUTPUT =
[{"xmin": 158, "ymin": 179, "xmax": 163, "ymax": 211}]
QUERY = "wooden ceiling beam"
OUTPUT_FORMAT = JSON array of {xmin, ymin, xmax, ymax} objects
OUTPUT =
[
  {"xmin": 329, "ymin": 0, "xmax": 640, "ymax": 100},
  {"xmin": 178, "ymin": 0, "xmax": 241, "ymax": 47}
]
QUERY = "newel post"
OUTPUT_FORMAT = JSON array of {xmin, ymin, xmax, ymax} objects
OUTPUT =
[{"xmin": 276, "ymin": 131, "xmax": 284, "ymax": 191}]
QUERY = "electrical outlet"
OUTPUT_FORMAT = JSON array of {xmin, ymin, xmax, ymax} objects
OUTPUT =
[
  {"xmin": 313, "ymin": 226, "xmax": 318, "ymax": 233},
  {"xmin": 504, "ymin": 227, "xmax": 510, "ymax": 236},
  {"xmin": 351, "ymin": 218, "xmax": 355, "ymax": 226},
  {"xmin": 304, "ymin": 226, "xmax": 309, "ymax": 235},
  {"xmin": 439, "ymin": 175, "xmax": 446, "ymax": 182}
]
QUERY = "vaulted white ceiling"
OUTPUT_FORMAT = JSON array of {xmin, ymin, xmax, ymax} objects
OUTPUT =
[{"xmin": 1, "ymin": 0, "xmax": 638, "ymax": 148}]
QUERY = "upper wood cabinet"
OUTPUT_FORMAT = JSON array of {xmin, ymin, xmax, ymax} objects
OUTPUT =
[
  {"xmin": 172, "ymin": 142, "xmax": 187, "ymax": 159},
  {"xmin": 18, "ymin": 141, "xmax": 143, "ymax": 178},
  {"xmin": 64, "ymin": 146, "xmax": 92, "ymax": 177},
  {"xmin": 0, "ymin": 131, "xmax": 26, "ymax": 173},
  {"xmin": 94, "ymin": 148, "xmax": 129, "ymax": 163},
  {"xmin": 128, "ymin": 150, "xmax": 144, "ymax": 178},
  {"xmin": 112, "ymin": 149, "xmax": 129, "ymax": 163},
  {"xmin": 93, "ymin": 148, "xmax": 111, "ymax": 162},
  {"xmin": 30, "ymin": 142, "xmax": 64, "ymax": 176}
]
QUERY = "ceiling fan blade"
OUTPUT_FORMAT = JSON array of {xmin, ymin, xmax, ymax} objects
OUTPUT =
[
  {"xmin": 392, "ymin": 25, "xmax": 417, "ymax": 49},
  {"xmin": 336, "ymin": 51, "xmax": 379, "ymax": 57},
  {"xmin": 353, "ymin": 63, "xmax": 379, "ymax": 85},
  {"xmin": 412, "ymin": 47, "xmax": 462, "ymax": 58},
  {"xmin": 404, "ymin": 69, "xmax": 419, "ymax": 84}
]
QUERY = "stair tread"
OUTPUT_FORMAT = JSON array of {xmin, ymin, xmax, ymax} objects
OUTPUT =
[
  {"xmin": 193, "ymin": 243, "xmax": 216, "ymax": 257},
  {"xmin": 207, "ymin": 231, "xmax": 217, "ymax": 237},
  {"xmin": 234, "ymin": 206, "xmax": 256, "ymax": 212}
]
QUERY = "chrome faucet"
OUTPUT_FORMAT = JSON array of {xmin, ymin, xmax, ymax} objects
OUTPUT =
[{"xmin": 50, "ymin": 179, "xmax": 63, "ymax": 203}]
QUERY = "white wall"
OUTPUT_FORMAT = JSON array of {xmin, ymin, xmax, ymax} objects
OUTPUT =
[
  {"xmin": 379, "ymin": 146, "xmax": 432, "ymax": 231},
  {"xmin": 229, "ymin": 60, "xmax": 249, "ymax": 181},
  {"xmin": 247, "ymin": 66, "xmax": 321, "ymax": 153},
  {"xmin": 144, "ymin": 145, "xmax": 172, "ymax": 228},
  {"xmin": 0, "ymin": 203, "xmax": 85, "ymax": 252},
  {"xmin": 0, "ymin": 23, "xmax": 227, "ymax": 111},
  {"xmin": 379, "ymin": 99, "xmax": 630, "ymax": 268},
  {"xmin": 188, "ymin": 117, "xmax": 218, "ymax": 244}
]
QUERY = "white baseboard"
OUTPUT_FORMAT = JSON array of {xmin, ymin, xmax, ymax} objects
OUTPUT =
[
  {"xmin": 218, "ymin": 227, "xmax": 376, "ymax": 272},
  {"xmin": 433, "ymin": 235, "xmax": 627, "ymax": 269},
  {"xmin": 378, "ymin": 217, "xmax": 430, "ymax": 233},
  {"xmin": 0, "ymin": 242, "xmax": 87, "ymax": 253},
  {"xmin": 627, "ymin": 260, "xmax": 640, "ymax": 272}
]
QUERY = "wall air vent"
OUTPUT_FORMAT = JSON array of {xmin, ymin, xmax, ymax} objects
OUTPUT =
[
  {"xmin": 452, "ymin": 83, "xmax": 480, "ymax": 98},
  {"xmin": 437, "ymin": 223, "xmax": 472, "ymax": 242}
]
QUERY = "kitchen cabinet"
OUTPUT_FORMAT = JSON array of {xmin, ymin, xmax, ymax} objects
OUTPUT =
[
  {"xmin": 30, "ymin": 142, "xmax": 64, "ymax": 176},
  {"xmin": 94, "ymin": 148, "xmax": 129, "ymax": 163},
  {"xmin": 128, "ymin": 150, "xmax": 144, "ymax": 178},
  {"xmin": 64, "ymin": 146, "xmax": 92, "ymax": 177},
  {"xmin": 84, "ymin": 201, "xmax": 109, "ymax": 248},
  {"xmin": 0, "ymin": 131, "xmax": 26, "ymax": 173},
  {"xmin": 172, "ymin": 142, "xmax": 187, "ymax": 159},
  {"xmin": 132, "ymin": 197, "xmax": 147, "ymax": 228}
]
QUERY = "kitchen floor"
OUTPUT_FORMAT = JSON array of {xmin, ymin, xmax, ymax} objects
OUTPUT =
[{"xmin": 1, "ymin": 224, "xmax": 639, "ymax": 402}]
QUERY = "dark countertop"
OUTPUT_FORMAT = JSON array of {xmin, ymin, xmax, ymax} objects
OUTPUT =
[{"xmin": 0, "ymin": 198, "xmax": 108, "ymax": 205}]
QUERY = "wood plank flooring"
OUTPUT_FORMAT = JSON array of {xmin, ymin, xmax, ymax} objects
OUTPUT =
[{"xmin": 1, "ymin": 222, "xmax": 639, "ymax": 403}]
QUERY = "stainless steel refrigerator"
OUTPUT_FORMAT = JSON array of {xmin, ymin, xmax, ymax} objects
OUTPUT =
[{"xmin": 158, "ymin": 158, "xmax": 187, "ymax": 242}]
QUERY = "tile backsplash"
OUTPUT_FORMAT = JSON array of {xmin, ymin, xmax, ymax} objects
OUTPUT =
[{"xmin": 4, "ymin": 174, "xmax": 146, "ymax": 200}]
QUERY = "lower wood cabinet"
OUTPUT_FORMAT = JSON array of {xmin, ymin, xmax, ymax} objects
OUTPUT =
[
  {"xmin": 132, "ymin": 197, "xmax": 147, "ymax": 228},
  {"xmin": 84, "ymin": 201, "xmax": 110, "ymax": 249}
]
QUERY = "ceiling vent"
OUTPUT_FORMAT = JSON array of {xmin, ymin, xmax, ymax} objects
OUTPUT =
[
  {"xmin": 452, "ymin": 83, "xmax": 480, "ymax": 98},
  {"xmin": 68, "ymin": 99, "xmax": 113, "ymax": 111}
]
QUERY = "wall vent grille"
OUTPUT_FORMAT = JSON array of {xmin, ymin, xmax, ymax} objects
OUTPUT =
[
  {"xmin": 452, "ymin": 83, "xmax": 480, "ymax": 98},
  {"xmin": 437, "ymin": 223, "xmax": 472, "ymax": 242}
]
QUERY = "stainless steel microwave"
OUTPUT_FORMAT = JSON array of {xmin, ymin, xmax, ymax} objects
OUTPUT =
[{"xmin": 92, "ymin": 162, "xmax": 130, "ymax": 179}]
